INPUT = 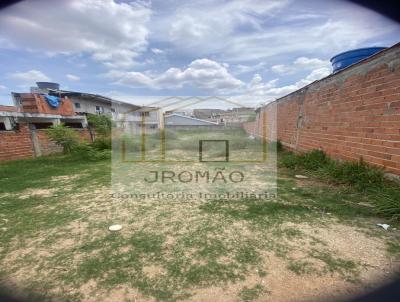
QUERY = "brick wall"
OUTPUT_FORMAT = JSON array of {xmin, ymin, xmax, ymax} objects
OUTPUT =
[
  {"xmin": 0, "ymin": 124, "xmax": 34, "ymax": 161},
  {"xmin": 243, "ymin": 43, "xmax": 400, "ymax": 175},
  {"xmin": 0, "ymin": 123, "xmax": 92, "ymax": 161},
  {"xmin": 35, "ymin": 130, "xmax": 63, "ymax": 156}
]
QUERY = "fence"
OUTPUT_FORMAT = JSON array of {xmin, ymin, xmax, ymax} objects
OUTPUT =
[{"xmin": 243, "ymin": 43, "xmax": 400, "ymax": 175}]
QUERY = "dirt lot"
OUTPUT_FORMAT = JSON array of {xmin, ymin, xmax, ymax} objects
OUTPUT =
[{"xmin": 0, "ymin": 130, "xmax": 399, "ymax": 302}]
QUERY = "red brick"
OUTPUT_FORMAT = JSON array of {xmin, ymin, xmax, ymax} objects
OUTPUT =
[{"xmin": 243, "ymin": 44, "xmax": 400, "ymax": 175}]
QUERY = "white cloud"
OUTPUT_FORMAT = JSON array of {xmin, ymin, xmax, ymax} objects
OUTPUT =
[
  {"xmin": 0, "ymin": 0, "xmax": 151, "ymax": 68},
  {"xmin": 8, "ymin": 70, "xmax": 51, "ymax": 83},
  {"xmin": 1, "ymin": 0, "xmax": 399, "ymax": 103},
  {"xmin": 104, "ymin": 55, "xmax": 331, "ymax": 99},
  {"xmin": 232, "ymin": 62, "xmax": 266, "ymax": 75},
  {"xmin": 0, "ymin": 85, "xmax": 6, "ymax": 90},
  {"xmin": 152, "ymin": 0, "xmax": 289, "ymax": 57},
  {"xmin": 151, "ymin": 48, "xmax": 164, "ymax": 54},
  {"xmin": 105, "ymin": 58, "xmax": 244, "ymax": 92},
  {"xmin": 66, "ymin": 74, "xmax": 80, "ymax": 81},
  {"xmin": 227, "ymin": 14, "xmax": 398, "ymax": 63},
  {"xmin": 154, "ymin": 0, "xmax": 399, "ymax": 63},
  {"xmin": 271, "ymin": 57, "xmax": 331, "ymax": 75},
  {"xmin": 293, "ymin": 57, "xmax": 330, "ymax": 69},
  {"xmin": 246, "ymin": 74, "xmax": 278, "ymax": 96},
  {"xmin": 245, "ymin": 66, "xmax": 331, "ymax": 101},
  {"xmin": 104, "ymin": 56, "xmax": 330, "ymax": 100},
  {"xmin": 301, "ymin": 67, "xmax": 331, "ymax": 83},
  {"xmin": 271, "ymin": 64, "xmax": 293, "ymax": 75}
]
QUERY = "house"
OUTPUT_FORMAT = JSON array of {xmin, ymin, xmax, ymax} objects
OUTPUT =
[
  {"xmin": 114, "ymin": 96, "xmax": 266, "ymax": 163},
  {"xmin": 219, "ymin": 107, "xmax": 255, "ymax": 125},
  {"xmin": 19, "ymin": 82, "xmax": 161, "ymax": 130},
  {"xmin": 7, "ymin": 92, "xmax": 87, "ymax": 130},
  {"xmin": 115, "ymin": 106, "xmax": 160, "ymax": 133},
  {"xmin": 0, "ymin": 92, "xmax": 90, "ymax": 161},
  {"xmin": 1, "ymin": 83, "xmax": 163, "ymax": 161},
  {"xmin": 165, "ymin": 114, "xmax": 221, "ymax": 129},
  {"xmin": 193, "ymin": 108, "xmax": 225, "ymax": 122},
  {"xmin": 28, "ymin": 82, "xmax": 139, "ymax": 116},
  {"xmin": 165, "ymin": 110, "xmax": 192, "ymax": 116},
  {"xmin": 192, "ymin": 107, "xmax": 255, "ymax": 125}
]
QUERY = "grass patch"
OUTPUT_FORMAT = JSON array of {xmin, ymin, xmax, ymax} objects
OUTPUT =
[
  {"xmin": 0, "ymin": 154, "xmax": 110, "ymax": 194},
  {"xmin": 1, "ymin": 130, "xmax": 399, "ymax": 301},
  {"xmin": 280, "ymin": 150, "xmax": 400, "ymax": 221},
  {"xmin": 309, "ymin": 249, "xmax": 360, "ymax": 282},
  {"xmin": 387, "ymin": 240, "xmax": 400, "ymax": 257},
  {"xmin": 199, "ymin": 199, "xmax": 312, "ymax": 223},
  {"xmin": 287, "ymin": 260, "xmax": 317, "ymax": 275},
  {"xmin": 238, "ymin": 284, "xmax": 268, "ymax": 301}
]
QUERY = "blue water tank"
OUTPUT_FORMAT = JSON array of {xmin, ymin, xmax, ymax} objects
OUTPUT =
[
  {"xmin": 330, "ymin": 47, "xmax": 387, "ymax": 73},
  {"xmin": 36, "ymin": 82, "xmax": 60, "ymax": 90}
]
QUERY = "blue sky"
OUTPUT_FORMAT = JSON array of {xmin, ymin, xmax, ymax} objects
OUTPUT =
[{"xmin": 0, "ymin": 0, "xmax": 399, "ymax": 107}]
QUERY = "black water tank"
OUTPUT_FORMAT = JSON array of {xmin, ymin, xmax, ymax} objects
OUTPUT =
[{"xmin": 36, "ymin": 82, "xmax": 60, "ymax": 90}]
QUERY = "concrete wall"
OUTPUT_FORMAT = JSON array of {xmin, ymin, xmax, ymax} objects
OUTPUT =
[
  {"xmin": 243, "ymin": 43, "xmax": 400, "ymax": 175},
  {"xmin": 0, "ymin": 122, "xmax": 92, "ymax": 161},
  {"xmin": 70, "ymin": 96, "xmax": 113, "ymax": 115},
  {"xmin": 70, "ymin": 96, "xmax": 141, "ymax": 116}
]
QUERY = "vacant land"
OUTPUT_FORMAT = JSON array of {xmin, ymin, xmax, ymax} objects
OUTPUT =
[{"xmin": 0, "ymin": 130, "xmax": 399, "ymax": 302}]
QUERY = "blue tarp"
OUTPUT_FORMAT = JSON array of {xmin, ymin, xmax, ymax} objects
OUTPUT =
[{"xmin": 44, "ymin": 95, "xmax": 61, "ymax": 108}]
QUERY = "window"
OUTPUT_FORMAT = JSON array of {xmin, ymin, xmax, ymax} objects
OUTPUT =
[
  {"xmin": 32, "ymin": 123, "xmax": 53, "ymax": 129},
  {"xmin": 140, "ymin": 112, "xmax": 150, "ymax": 117},
  {"xmin": 64, "ymin": 122, "xmax": 83, "ymax": 129},
  {"xmin": 134, "ymin": 111, "xmax": 150, "ymax": 117},
  {"xmin": 74, "ymin": 102, "xmax": 81, "ymax": 109},
  {"xmin": 0, "ymin": 117, "xmax": 15, "ymax": 131},
  {"xmin": 111, "ymin": 108, "xmax": 116, "ymax": 113},
  {"xmin": 95, "ymin": 106, "xmax": 104, "ymax": 114}
]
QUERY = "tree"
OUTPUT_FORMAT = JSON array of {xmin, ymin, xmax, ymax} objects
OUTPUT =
[
  {"xmin": 87, "ymin": 114, "xmax": 112, "ymax": 137},
  {"xmin": 44, "ymin": 124, "xmax": 79, "ymax": 154},
  {"xmin": 87, "ymin": 114, "xmax": 112, "ymax": 150}
]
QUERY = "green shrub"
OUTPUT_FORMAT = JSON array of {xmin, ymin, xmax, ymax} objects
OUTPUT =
[
  {"xmin": 87, "ymin": 114, "xmax": 112, "ymax": 150},
  {"xmin": 281, "ymin": 150, "xmax": 383, "ymax": 188},
  {"xmin": 87, "ymin": 114, "xmax": 112, "ymax": 137},
  {"xmin": 327, "ymin": 158, "xmax": 384, "ymax": 190},
  {"xmin": 44, "ymin": 124, "xmax": 79, "ymax": 154},
  {"xmin": 280, "ymin": 152, "xmax": 299, "ymax": 169},
  {"xmin": 72, "ymin": 143, "xmax": 111, "ymax": 161},
  {"xmin": 268, "ymin": 140, "xmax": 283, "ymax": 152},
  {"xmin": 281, "ymin": 150, "xmax": 329, "ymax": 171},
  {"xmin": 373, "ymin": 188, "xmax": 400, "ymax": 220},
  {"xmin": 279, "ymin": 149, "xmax": 399, "ymax": 220},
  {"xmin": 87, "ymin": 149, "xmax": 111, "ymax": 161},
  {"xmin": 92, "ymin": 137, "xmax": 111, "ymax": 150},
  {"xmin": 301, "ymin": 150, "xmax": 330, "ymax": 170},
  {"xmin": 276, "ymin": 140, "xmax": 283, "ymax": 152}
]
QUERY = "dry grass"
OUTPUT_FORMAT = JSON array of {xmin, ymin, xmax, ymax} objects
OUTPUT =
[{"xmin": 0, "ymin": 130, "xmax": 399, "ymax": 301}]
